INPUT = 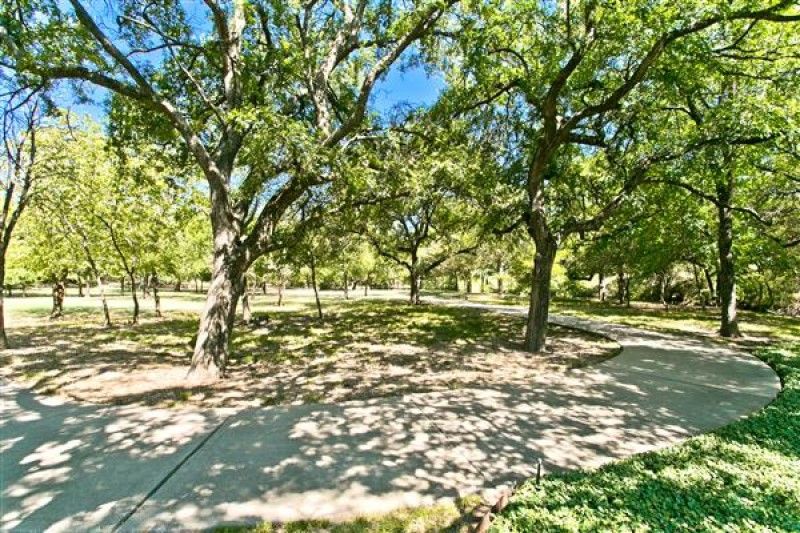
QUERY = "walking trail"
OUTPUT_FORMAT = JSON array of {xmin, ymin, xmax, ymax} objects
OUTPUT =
[{"xmin": 0, "ymin": 304, "xmax": 780, "ymax": 531}]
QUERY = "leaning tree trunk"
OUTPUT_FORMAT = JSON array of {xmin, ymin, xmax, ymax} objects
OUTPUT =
[
  {"xmin": 524, "ymin": 235, "xmax": 557, "ymax": 353},
  {"xmin": 716, "ymin": 197, "xmax": 740, "ymax": 337}
]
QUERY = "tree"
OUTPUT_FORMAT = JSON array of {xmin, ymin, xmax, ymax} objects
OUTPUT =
[
  {"xmin": 357, "ymin": 131, "xmax": 486, "ymax": 304},
  {"xmin": 0, "ymin": 92, "xmax": 41, "ymax": 347},
  {"xmin": 442, "ymin": 0, "xmax": 800, "ymax": 351},
  {"xmin": 2, "ymin": 0, "xmax": 458, "ymax": 378}
]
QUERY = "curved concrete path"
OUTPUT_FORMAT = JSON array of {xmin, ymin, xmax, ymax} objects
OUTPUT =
[{"xmin": 0, "ymin": 308, "xmax": 780, "ymax": 531}]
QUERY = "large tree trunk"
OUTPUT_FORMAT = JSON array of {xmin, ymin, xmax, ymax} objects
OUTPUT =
[
  {"xmin": 716, "ymin": 193, "xmax": 740, "ymax": 337},
  {"xmin": 175, "ymin": 279, "xmax": 182, "ymax": 292},
  {"xmin": 524, "ymin": 235, "xmax": 557, "ymax": 353},
  {"xmin": 189, "ymin": 250, "xmax": 246, "ymax": 379}
]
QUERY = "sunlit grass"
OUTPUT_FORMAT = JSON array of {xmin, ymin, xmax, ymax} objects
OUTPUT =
[
  {"xmin": 492, "ymin": 342, "xmax": 800, "ymax": 532},
  {"xmin": 216, "ymin": 495, "xmax": 483, "ymax": 533}
]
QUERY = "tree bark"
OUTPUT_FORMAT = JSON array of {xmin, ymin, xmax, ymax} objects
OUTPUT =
[
  {"xmin": 175, "ymin": 279, "xmax": 182, "ymax": 292},
  {"xmin": 189, "ymin": 251, "xmax": 246, "ymax": 379},
  {"xmin": 598, "ymin": 271, "xmax": 605, "ymax": 301},
  {"xmin": 78, "ymin": 273, "xmax": 84, "ymax": 297},
  {"xmin": 129, "ymin": 274, "xmax": 139, "ymax": 324},
  {"xmin": 152, "ymin": 272, "xmax": 162, "ymax": 318},
  {"xmin": 0, "ymin": 260, "xmax": 7, "ymax": 349},
  {"xmin": 242, "ymin": 277, "xmax": 252, "ymax": 324},
  {"xmin": 409, "ymin": 270, "xmax": 421, "ymax": 305},
  {"xmin": 310, "ymin": 251, "xmax": 323, "ymax": 320},
  {"xmin": 617, "ymin": 269, "xmax": 626, "ymax": 304},
  {"xmin": 277, "ymin": 281, "xmax": 284, "ymax": 307},
  {"xmin": 524, "ymin": 235, "xmax": 557, "ymax": 353},
  {"xmin": 97, "ymin": 275, "xmax": 112, "ymax": 327},
  {"xmin": 343, "ymin": 271, "xmax": 349, "ymax": 300},
  {"xmin": 51, "ymin": 281, "xmax": 65, "ymax": 318},
  {"xmin": 717, "ymin": 191, "xmax": 740, "ymax": 337}
]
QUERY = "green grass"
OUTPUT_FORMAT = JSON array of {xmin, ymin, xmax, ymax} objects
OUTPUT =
[
  {"xmin": 216, "ymin": 496, "xmax": 483, "ymax": 533},
  {"xmin": 491, "ymin": 342, "xmax": 800, "ymax": 532},
  {"xmin": 429, "ymin": 291, "xmax": 800, "ymax": 342}
]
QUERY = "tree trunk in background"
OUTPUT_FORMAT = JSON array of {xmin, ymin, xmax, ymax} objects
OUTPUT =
[
  {"xmin": 50, "ymin": 281, "xmax": 65, "ymax": 318},
  {"xmin": 343, "ymin": 271, "xmax": 349, "ymax": 300},
  {"xmin": 409, "ymin": 270, "xmax": 421, "ymax": 305},
  {"xmin": 195, "ymin": 279, "xmax": 199, "ymax": 293},
  {"xmin": 129, "ymin": 274, "xmax": 139, "ymax": 324},
  {"xmin": 0, "ymin": 260, "xmax": 7, "ymax": 349},
  {"xmin": 241, "ymin": 277, "xmax": 252, "ymax": 324},
  {"xmin": 466, "ymin": 274, "xmax": 473, "ymax": 295},
  {"xmin": 364, "ymin": 282, "xmax": 369, "ymax": 297},
  {"xmin": 262, "ymin": 281, "xmax": 267, "ymax": 295},
  {"xmin": 617, "ymin": 270, "xmax": 625, "ymax": 304},
  {"xmin": 277, "ymin": 281, "xmax": 284, "ymax": 306},
  {"xmin": 659, "ymin": 273, "xmax": 668, "ymax": 308},
  {"xmin": 120, "ymin": 276, "xmax": 125, "ymax": 294},
  {"xmin": 152, "ymin": 272, "xmax": 162, "ymax": 318},
  {"xmin": 524, "ymin": 235, "xmax": 557, "ymax": 353},
  {"xmin": 598, "ymin": 271, "xmax": 605, "ymax": 301},
  {"xmin": 78, "ymin": 273, "xmax": 84, "ymax": 297},
  {"xmin": 141, "ymin": 273, "xmax": 149, "ymax": 299},
  {"xmin": 625, "ymin": 277, "xmax": 632, "ymax": 307},
  {"xmin": 703, "ymin": 267, "xmax": 716, "ymax": 305},
  {"xmin": 97, "ymin": 275, "xmax": 112, "ymax": 327},
  {"xmin": 310, "ymin": 252, "xmax": 323, "ymax": 320},
  {"xmin": 716, "ymin": 185, "xmax": 741, "ymax": 337},
  {"xmin": 175, "ymin": 279, "xmax": 182, "ymax": 292}
]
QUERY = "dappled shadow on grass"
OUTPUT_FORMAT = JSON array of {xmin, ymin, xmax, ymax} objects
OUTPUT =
[{"xmin": 2, "ymin": 299, "xmax": 617, "ymax": 409}]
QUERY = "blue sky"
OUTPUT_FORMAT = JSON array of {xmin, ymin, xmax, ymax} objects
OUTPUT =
[{"xmin": 63, "ymin": 63, "xmax": 444, "ymax": 123}]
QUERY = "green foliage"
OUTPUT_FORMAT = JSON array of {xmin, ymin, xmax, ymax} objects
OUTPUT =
[{"xmin": 492, "ymin": 342, "xmax": 800, "ymax": 532}]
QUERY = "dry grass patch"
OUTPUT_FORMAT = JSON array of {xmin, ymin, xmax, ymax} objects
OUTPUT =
[{"xmin": 1, "ymin": 296, "xmax": 618, "ymax": 409}]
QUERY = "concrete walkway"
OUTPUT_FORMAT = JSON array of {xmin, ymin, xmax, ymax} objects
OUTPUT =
[{"xmin": 1, "ymin": 309, "xmax": 780, "ymax": 531}]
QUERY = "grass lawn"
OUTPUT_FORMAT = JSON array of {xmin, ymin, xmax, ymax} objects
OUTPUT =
[
  {"xmin": 0, "ymin": 289, "xmax": 617, "ymax": 409},
  {"xmin": 435, "ymin": 291, "xmax": 800, "ymax": 343},
  {"xmin": 491, "ymin": 341, "xmax": 800, "ymax": 532}
]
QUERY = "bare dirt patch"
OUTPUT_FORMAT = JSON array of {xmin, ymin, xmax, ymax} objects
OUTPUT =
[{"xmin": 1, "ymin": 299, "xmax": 619, "ymax": 410}]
